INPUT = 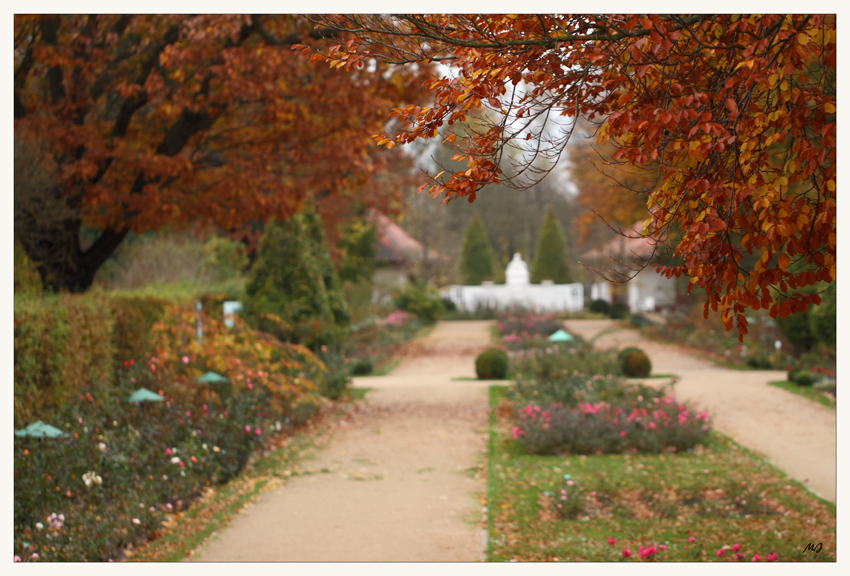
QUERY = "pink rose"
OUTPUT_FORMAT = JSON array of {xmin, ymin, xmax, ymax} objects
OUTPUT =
[
  {"xmin": 608, "ymin": 537, "xmax": 617, "ymax": 546},
  {"xmin": 621, "ymin": 549, "xmax": 631, "ymax": 558}
]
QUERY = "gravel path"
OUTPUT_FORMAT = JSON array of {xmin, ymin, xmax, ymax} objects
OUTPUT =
[
  {"xmin": 190, "ymin": 320, "xmax": 494, "ymax": 562},
  {"xmin": 189, "ymin": 318, "xmax": 835, "ymax": 562},
  {"xmin": 563, "ymin": 319, "xmax": 836, "ymax": 503}
]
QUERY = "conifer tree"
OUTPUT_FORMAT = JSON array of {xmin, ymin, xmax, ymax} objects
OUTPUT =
[
  {"xmin": 530, "ymin": 206, "xmax": 573, "ymax": 284},
  {"xmin": 458, "ymin": 211, "xmax": 496, "ymax": 285},
  {"xmin": 243, "ymin": 215, "xmax": 333, "ymax": 341},
  {"xmin": 302, "ymin": 208, "xmax": 351, "ymax": 325}
]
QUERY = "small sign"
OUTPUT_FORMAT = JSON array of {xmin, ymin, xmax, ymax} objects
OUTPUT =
[
  {"xmin": 548, "ymin": 329, "xmax": 574, "ymax": 342},
  {"xmin": 127, "ymin": 388, "xmax": 165, "ymax": 403},
  {"xmin": 223, "ymin": 301, "xmax": 243, "ymax": 329},
  {"xmin": 15, "ymin": 420, "xmax": 67, "ymax": 438},
  {"xmin": 197, "ymin": 371, "xmax": 230, "ymax": 384}
]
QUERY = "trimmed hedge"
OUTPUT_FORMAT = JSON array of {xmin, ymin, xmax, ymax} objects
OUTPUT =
[
  {"xmin": 109, "ymin": 295, "xmax": 169, "ymax": 370},
  {"xmin": 14, "ymin": 295, "xmax": 115, "ymax": 427},
  {"xmin": 618, "ymin": 346, "xmax": 652, "ymax": 377},
  {"xmin": 476, "ymin": 348, "xmax": 509, "ymax": 379}
]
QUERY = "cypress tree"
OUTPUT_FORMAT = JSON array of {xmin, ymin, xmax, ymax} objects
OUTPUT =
[
  {"xmin": 458, "ymin": 211, "xmax": 496, "ymax": 285},
  {"xmin": 530, "ymin": 205, "xmax": 573, "ymax": 284},
  {"xmin": 302, "ymin": 207, "xmax": 351, "ymax": 325},
  {"xmin": 243, "ymin": 215, "xmax": 333, "ymax": 339}
]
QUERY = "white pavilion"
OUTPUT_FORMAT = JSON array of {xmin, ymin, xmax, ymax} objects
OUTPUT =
[{"xmin": 441, "ymin": 253, "xmax": 584, "ymax": 313}]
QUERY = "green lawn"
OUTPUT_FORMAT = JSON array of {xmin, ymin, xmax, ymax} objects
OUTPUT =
[
  {"xmin": 486, "ymin": 386, "xmax": 835, "ymax": 562},
  {"xmin": 768, "ymin": 380, "xmax": 836, "ymax": 409}
]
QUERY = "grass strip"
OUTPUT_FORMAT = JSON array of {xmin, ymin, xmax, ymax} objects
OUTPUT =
[
  {"xmin": 486, "ymin": 385, "xmax": 835, "ymax": 562},
  {"xmin": 768, "ymin": 380, "xmax": 836, "ymax": 409}
]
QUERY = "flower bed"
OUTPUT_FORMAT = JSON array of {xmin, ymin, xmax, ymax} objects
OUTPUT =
[
  {"xmin": 14, "ymin": 306, "xmax": 326, "ymax": 562},
  {"xmin": 486, "ymin": 386, "xmax": 836, "ymax": 562}
]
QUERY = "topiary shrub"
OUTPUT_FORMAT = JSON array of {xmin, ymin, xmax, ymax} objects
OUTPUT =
[
  {"xmin": 618, "ymin": 347, "xmax": 652, "ymax": 377},
  {"xmin": 609, "ymin": 302, "xmax": 630, "ymax": 319},
  {"xmin": 748, "ymin": 355, "xmax": 774, "ymax": 369},
  {"xmin": 476, "ymin": 348, "xmax": 508, "ymax": 379},
  {"xmin": 351, "ymin": 358, "xmax": 373, "ymax": 375},
  {"xmin": 589, "ymin": 299, "xmax": 610, "ymax": 315},
  {"xmin": 630, "ymin": 313, "xmax": 652, "ymax": 327},
  {"xmin": 393, "ymin": 281, "xmax": 444, "ymax": 323},
  {"xmin": 795, "ymin": 371, "xmax": 814, "ymax": 387}
]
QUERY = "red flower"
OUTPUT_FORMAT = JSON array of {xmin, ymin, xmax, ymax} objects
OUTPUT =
[
  {"xmin": 621, "ymin": 549, "xmax": 631, "ymax": 558},
  {"xmin": 608, "ymin": 537, "xmax": 617, "ymax": 546}
]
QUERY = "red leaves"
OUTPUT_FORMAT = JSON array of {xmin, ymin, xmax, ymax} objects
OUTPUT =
[
  {"xmin": 296, "ymin": 14, "xmax": 836, "ymax": 341},
  {"xmin": 724, "ymin": 98, "xmax": 739, "ymax": 120}
]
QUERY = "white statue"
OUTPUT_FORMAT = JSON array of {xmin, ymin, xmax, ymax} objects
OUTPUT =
[{"xmin": 505, "ymin": 253, "xmax": 530, "ymax": 286}]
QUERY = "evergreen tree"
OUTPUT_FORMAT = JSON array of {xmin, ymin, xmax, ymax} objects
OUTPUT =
[
  {"xmin": 302, "ymin": 208, "xmax": 351, "ymax": 325},
  {"xmin": 243, "ymin": 215, "xmax": 333, "ymax": 341},
  {"xmin": 811, "ymin": 285, "xmax": 836, "ymax": 348},
  {"xmin": 530, "ymin": 205, "xmax": 573, "ymax": 284},
  {"xmin": 458, "ymin": 211, "xmax": 496, "ymax": 285}
]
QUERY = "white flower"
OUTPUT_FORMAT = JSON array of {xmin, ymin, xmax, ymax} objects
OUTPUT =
[
  {"xmin": 132, "ymin": 518, "xmax": 141, "ymax": 525},
  {"xmin": 171, "ymin": 457, "xmax": 181, "ymax": 464},
  {"xmin": 98, "ymin": 442, "xmax": 107, "ymax": 451},
  {"xmin": 212, "ymin": 446, "xmax": 220, "ymax": 452},
  {"xmin": 113, "ymin": 420, "xmax": 118, "ymax": 427},
  {"xmin": 202, "ymin": 443, "xmax": 208, "ymax": 450},
  {"xmin": 81, "ymin": 471, "xmax": 101, "ymax": 488},
  {"xmin": 35, "ymin": 522, "xmax": 44, "ymax": 530}
]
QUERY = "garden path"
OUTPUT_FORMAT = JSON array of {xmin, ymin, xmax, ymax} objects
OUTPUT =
[
  {"xmin": 563, "ymin": 319, "xmax": 836, "ymax": 503},
  {"xmin": 189, "ymin": 320, "xmax": 495, "ymax": 562}
]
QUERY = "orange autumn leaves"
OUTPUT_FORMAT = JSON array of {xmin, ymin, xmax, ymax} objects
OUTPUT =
[{"xmin": 302, "ymin": 14, "xmax": 835, "ymax": 339}]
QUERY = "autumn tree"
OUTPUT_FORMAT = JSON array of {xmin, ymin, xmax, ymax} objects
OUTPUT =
[
  {"xmin": 530, "ymin": 206, "xmax": 573, "ymax": 284},
  {"xmin": 566, "ymin": 124, "xmax": 655, "ymax": 248},
  {"xmin": 458, "ymin": 210, "xmax": 496, "ymax": 285},
  {"xmin": 304, "ymin": 14, "xmax": 836, "ymax": 340},
  {"xmin": 14, "ymin": 14, "xmax": 431, "ymax": 292}
]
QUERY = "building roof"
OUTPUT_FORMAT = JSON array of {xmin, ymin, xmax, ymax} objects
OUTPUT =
[
  {"xmin": 581, "ymin": 222, "xmax": 665, "ymax": 261},
  {"xmin": 368, "ymin": 210, "xmax": 443, "ymax": 265}
]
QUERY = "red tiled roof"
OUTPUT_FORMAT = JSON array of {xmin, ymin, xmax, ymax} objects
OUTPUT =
[
  {"xmin": 368, "ymin": 210, "xmax": 443, "ymax": 264},
  {"xmin": 582, "ymin": 222, "xmax": 665, "ymax": 261}
]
